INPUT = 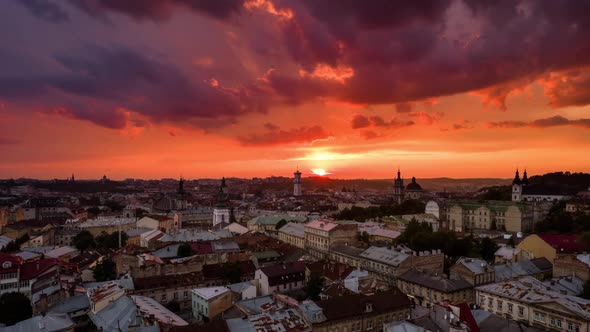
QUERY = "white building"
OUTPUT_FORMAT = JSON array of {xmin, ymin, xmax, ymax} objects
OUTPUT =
[
  {"xmin": 191, "ymin": 286, "xmax": 232, "ymax": 320},
  {"xmin": 293, "ymin": 169, "xmax": 302, "ymax": 196},
  {"xmin": 255, "ymin": 262, "xmax": 305, "ymax": 296}
]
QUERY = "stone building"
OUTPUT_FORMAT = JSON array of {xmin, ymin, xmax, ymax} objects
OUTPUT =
[
  {"xmin": 277, "ymin": 222, "xmax": 305, "ymax": 249},
  {"xmin": 450, "ymin": 257, "xmax": 496, "ymax": 286},
  {"xmin": 304, "ymin": 219, "xmax": 358, "ymax": 258},
  {"xmin": 397, "ymin": 269, "xmax": 474, "ymax": 307},
  {"xmin": 554, "ymin": 254, "xmax": 590, "ymax": 282},
  {"xmin": 313, "ymin": 289, "xmax": 411, "ymax": 332}
]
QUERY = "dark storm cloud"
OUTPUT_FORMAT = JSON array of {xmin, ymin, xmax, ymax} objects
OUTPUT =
[
  {"xmin": 351, "ymin": 114, "xmax": 370, "ymax": 129},
  {"xmin": 0, "ymin": 45, "xmax": 268, "ymax": 129},
  {"xmin": 68, "ymin": 0, "xmax": 246, "ymax": 22},
  {"xmin": 488, "ymin": 116, "xmax": 590, "ymax": 130},
  {"xmin": 267, "ymin": 0, "xmax": 590, "ymax": 108},
  {"xmin": 16, "ymin": 0, "xmax": 69, "ymax": 23},
  {"xmin": 238, "ymin": 124, "xmax": 330, "ymax": 146}
]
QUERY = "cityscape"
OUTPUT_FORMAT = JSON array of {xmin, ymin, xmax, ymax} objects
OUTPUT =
[{"xmin": 1, "ymin": 1, "xmax": 590, "ymax": 332}]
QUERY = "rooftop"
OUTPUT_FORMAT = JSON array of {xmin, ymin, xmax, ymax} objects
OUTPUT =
[
  {"xmin": 278, "ymin": 222, "xmax": 305, "ymax": 238},
  {"xmin": 192, "ymin": 286, "xmax": 230, "ymax": 300},
  {"xmin": 360, "ymin": 246, "xmax": 410, "ymax": 267},
  {"xmin": 131, "ymin": 295, "xmax": 188, "ymax": 326},
  {"xmin": 398, "ymin": 270, "xmax": 473, "ymax": 293}
]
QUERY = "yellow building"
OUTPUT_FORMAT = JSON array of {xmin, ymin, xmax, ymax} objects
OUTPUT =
[{"xmin": 517, "ymin": 234, "xmax": 579, "ymax": 263}]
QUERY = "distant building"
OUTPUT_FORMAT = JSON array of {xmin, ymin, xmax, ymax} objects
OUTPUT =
[
  {"xmin": 444, "ymin": 200, "xmax": 533, "ymax": 233},
  {"xmin": 278, "ymin": 222, "xmax": 305, "ymax": 249},
  {"xmin": 397, "ymin": 269, "xmax": 474, "ymax": 306},
  {"xmin": 450, "ymin": 257, "xmax": 495, "ymax": 286},
  {"xmin": 304, "ymin": 219, "xmax": 358, "ymax": 258},
  {"xmin": 213, "ymin": 178, "xmax": 230, "ymax": 227},
  {"xmin": 512, "ymin": 169, "xmax": 570, "ymax": 202},
  {"xmin": 191, "ymin": 286, "xmax": 233, "ymax": 321},
  {"xmin": 293, "ymin": 169, "xmax": 302, "ymax": 196},
  {"xmin": 517, "ymin": 234, "xmax": 582, "ymax": 263},
  {"xmin": 313, "ymin": 289, "xmax": 411, "ymax": 332},
  {"xmin": 175, "ymin": 177, "xmax": 188, "ymax": 210},
  {"xmin": 255, "ymin": 261, "xmax": 305, "ymax": 296},
  {"xmin": 476, "ymin": 276, "xmax": 590, "ymax": 331},
  {"xmin": 554, "ymin": 254, "xmax": 590, "ymax": 282},
  {"xmin": 393, "ymin": 169, "xmax": 404, "ymax": 204}
]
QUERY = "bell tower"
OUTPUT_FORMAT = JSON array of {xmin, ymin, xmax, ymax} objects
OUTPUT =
[{"xmin": 512, "ymin": 169, "xmax": 522, "ymax": 202}]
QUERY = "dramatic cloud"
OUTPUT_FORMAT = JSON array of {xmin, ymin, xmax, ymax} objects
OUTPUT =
[
  {"xmin": 351, "ymin": 114, "xmax": 370, "ymax": 129},
  {"xmin": 395, "ymin": 103, "xmax": 413, "ymax": 113},
  {"xmin": 17, "ymin": 0, "xmax": 69, "ymax": 23},
  {"xmin": 262, "ymin": 0, "xmax": 590, "ymax": 109},
  {"xmin": 0, "ymin": 45, "xmax": 269, "ymax": 129},
  {"xmin": 68, "ymin": 0, "xmax": 246, "ymax": 22},
  {"xmin": 488, "ymin": 116, "xmax": 590, "ymax": 130},
  {"xmin": 238, "ymin": 124, "xmax": 330, "ymax": 145}
]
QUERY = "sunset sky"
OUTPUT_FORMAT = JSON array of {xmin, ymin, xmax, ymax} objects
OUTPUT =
[{"xmin": 1, "ymin": 0, "xmax": 590, "ymax": 180}]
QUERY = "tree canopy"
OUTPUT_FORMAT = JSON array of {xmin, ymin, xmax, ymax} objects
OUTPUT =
[
  {"xmin": 0, "ymin": 292, "xmax": 32, "ymax": 326},
  {"xmin": 305, "ymin": 273, "xmax": 323, "ymax": 301},
  {"xmin": 72, "ymin": 230, "xmax": 95, "ymax": 252},
  {"xmin": 177, "ymin": 243, "xmax": 194, "ymax": 258},
  {"xmin": 93, "ymin": 257, "xmax": 117, "ymax": 282}
]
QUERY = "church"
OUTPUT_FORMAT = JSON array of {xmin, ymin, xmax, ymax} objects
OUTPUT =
[
  {"xmin": 393, "ymin": 169, "xmax": 423, "ymax": 204},
  {"xmin": 511, "ymin": 169, "xmax": 570, "ymax": 202}
]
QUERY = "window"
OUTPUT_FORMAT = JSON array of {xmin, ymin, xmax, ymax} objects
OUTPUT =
[
  {"xmin": 534, "ymin": 311, "xmax": 545, "ymax": 322},
  {"xmin": 518, "ymin": 306, "xmax": 524, "ymax": 316},
  {"xmin": 507, "ymin": 303, "xmax": 513, "ymax": 313},
  {"xmin": 488, "ymin": 297, "xmax": 493, "ymax": 307},
  {"xmin": 497, "ymin": 300, "xmax": 503, "ymax": 311},
  {"xmin": 367, "ymin": 320, "xmax": 374, "ymax": 330}
]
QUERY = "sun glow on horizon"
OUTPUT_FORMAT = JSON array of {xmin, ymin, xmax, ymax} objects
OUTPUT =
[{"xmin": 311, "ymin": 168, "xmax": 330, "ymax": 176}]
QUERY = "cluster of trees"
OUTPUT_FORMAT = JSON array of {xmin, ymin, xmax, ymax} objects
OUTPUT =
[
  {"xmin": 396, "ymin": 220, "xmax": 499, "ymax": 271},
  {"xmin": 1, "ymin": 234, "xmax": 30, "ymax": 253},
  {"xmin": 334, "ymin": 200, "xmax": 426, "ymax": 222},
  {"xmin": 0, "ymin": 292, "xmax": 32, "ymax": 326},
  {"xmin": 93, "ymin": 257, "xmax": 117, "ymax": 282},
  {"xmin": 536, "ymin": 201, "xmax": 590, "ymax": 234},
  {"xmin": 305, "ymin": 273, "xmax": 323, "ymax": 301},
  {"xmin": 72, "ymin": 230, "xmax": 128, "ymax": 253}
]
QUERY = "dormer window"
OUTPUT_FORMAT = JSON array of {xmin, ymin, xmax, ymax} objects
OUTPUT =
[
  {"xmin": 365, "ymin": 303, "xmax": 373, "ymax": 313},
  {"xmin": 2, "ymin": 261, "xmax": 12, "ymax": 269}
]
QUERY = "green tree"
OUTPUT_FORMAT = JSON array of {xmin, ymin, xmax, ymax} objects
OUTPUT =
[
  {"xmin": 73, "ymin": 230, "xmax": 95, "ymax": 253},
  {"xmin": 305, "ymin": 273, "xmax": 324, "ymax": 301},
  {"xmin": 93, "ymin": 257, "xmax": 117, "ymax": 281},
  {"xmin": 480, "ymin": 237, "xmax": 499, "ymax": 262},
  {"xmin": 177, "ymin": 243, "xmax": 194, "ymax": 258},
  {"xmin": 165, "ymin": 301, "xmax": 181, "ymax": 313},
  {"xmin": 275, "ymin": 219, "xmax": 288, "ymax": 230},
  {"xmin": 95, "ymin": 231, "xmax": 128, "ymax": 250},
  {"xmin": 358, "ymin": 231, "xmax": 370, "ymax": 243},
  {"xmin": 0, "ymin": 292, "xmax": 32, "ymax": 326}
]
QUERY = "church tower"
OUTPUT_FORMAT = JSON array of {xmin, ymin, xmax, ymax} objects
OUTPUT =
[
  {"xmin": 393, "ymin": 168, "xmax": 404, "ymax": 204},
  {"xmin": 213, "ymin": 177, "xmax": 230, "ymax": 227},
  {"xmin": 293, "ymin": 168, "xmax": 302, "ymax": 196},
  {"xmin": 175, "ymin": 177, "xmax": 187, "ymax": 210},
  {"xmin": 511, "ymin": 169, "xmax": 522, "ymax": 202}
]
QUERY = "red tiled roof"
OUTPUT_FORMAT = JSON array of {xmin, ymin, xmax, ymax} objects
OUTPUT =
[
  {"xmin": 0, "ymin": 253, "xmax": 23, "ymax": 274},
  {"xmin": 458, "ymin": 303, "xmax": 480, "ymax": 332},
  {"xmin": 20, "ymin": 258, "xmax": 60, "ymax": 280},
  {"xmin": 539, "ymin": 234, "xmax": 582, "ymax": 253}
]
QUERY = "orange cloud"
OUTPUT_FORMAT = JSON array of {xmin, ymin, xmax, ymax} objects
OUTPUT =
[{"xmin": 299, "ymin": 64, "xmax": 354, "ymax": 84}]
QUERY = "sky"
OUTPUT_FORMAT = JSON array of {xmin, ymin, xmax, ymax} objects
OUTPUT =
[{"xmin": 1, "ymin": 0, "xmax": 590, "ymax": 180}]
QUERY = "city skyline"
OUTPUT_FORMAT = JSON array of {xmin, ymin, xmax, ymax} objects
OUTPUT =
[{"xmin": 1, "ymin": 1, "xmax": 590, "ymax": 179}]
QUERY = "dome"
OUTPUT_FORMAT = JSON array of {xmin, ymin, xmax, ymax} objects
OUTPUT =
[{"xmin": 406, "ymin": 177, "xmax": 422, "ymax": 191}]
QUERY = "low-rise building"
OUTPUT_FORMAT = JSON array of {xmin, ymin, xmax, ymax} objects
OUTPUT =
[
  {"xmin": 313, "ymin": 289, "xmax": 412, "ymax": 332},
  {"xmin": 304, "ymin": 219, "xmax": 358, "ymax": 258},
  {"xmin": 359, "ymin": 246, "xmax": 444, "ymax": 284},
  {"xmin": 397, "ymin": 269, "xmax": 474, "ymax": 306},
  {"xmin": 255, "ymin": 262, "xmax": 305, "ymax": 296},
  {"xmin": 518, "ymin": 234, "xmax": 582, "ymax": 263},
  {"xmin": 191, "ymin": 286, "xmax": 233, "ymax": 320},
  {"xmin": 278, "ymin": 222, "xmax": 305, "ymax": 249},
  {"xmin": 494, "ymin": 257, "xmax": 553, "ymax": 282},
  {"xmin": 450, "ymin": 257, "xmax": 495, "ymax": 286},
  {"xmin": 554, "ymin": 254, "xmax": 590, "ymax": 282},
  {"xmin": 443, "ymin": 201, "xmax": 533, "ymax": 233},
  {"xmin": 476, "ymin": 276, "xmax": 590, "ymax": 332}
]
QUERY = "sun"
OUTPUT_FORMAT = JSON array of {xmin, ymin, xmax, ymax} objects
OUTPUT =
[{"xmin": 311, "ymin": 168, "xmax": 330, "ymax": 176}]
